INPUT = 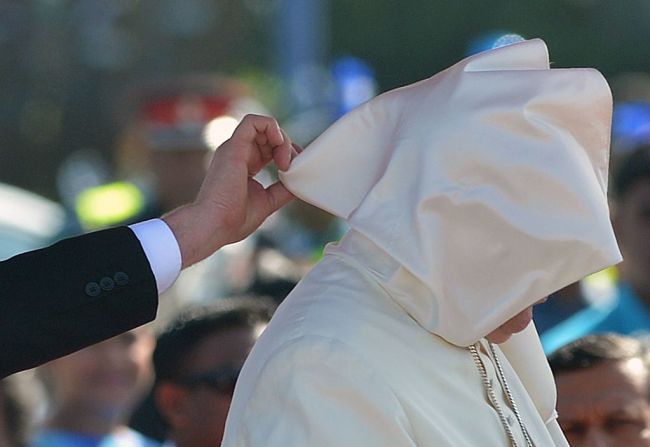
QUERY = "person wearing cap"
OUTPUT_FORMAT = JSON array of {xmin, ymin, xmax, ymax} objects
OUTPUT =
[
  {"xmin": 114, "ymin": 77, "xmax": 273, "ymax": 305},
  {"xmin": 115, "ymin": 76, "xmax": 267, "ymax": 218},
  {"xmin": 221, "ymin": 40, "xmax": 621, "ymax": 446},
  {"xmin": 0, "ymin": 114, "xmax": 298, "ymax": 379},
  {"xmin": 71, "ymin": 76, "xmax": 266, "ymax": 232}
]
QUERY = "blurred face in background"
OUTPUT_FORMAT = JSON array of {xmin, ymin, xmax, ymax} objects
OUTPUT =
[
  {"xmin": 42, "ymin": 327, "xmax": 154, "ymax": 423},
  {"xmin": 155, "ymin": 323, "xmax": 264, "ymax": 447},
  {"xmin": 615, "ymin": 178, "xmax": 650, "ymax": 285},
  {"xmin": 150, "ymin": 149, "xmax": 210, "ymax": 212},
  {"xmin": 0, "ymin": 383, "xmax": 14, "ymax": 447},
  {"xmin": 556, "ymin": 357, "xmax": 650, "ymax": 447}
]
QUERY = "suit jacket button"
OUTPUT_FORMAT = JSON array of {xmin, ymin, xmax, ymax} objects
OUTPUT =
[
  {"xmin": 100, "ymin": 277, "xmax": 115, "ymax": 291},
  {"xmin": 85, "ymin": 282, "xmax": 101, "ymax": 297},
  {"xmin": 114, "ymin": 272, "xmax": 129, "ymax": 286}
]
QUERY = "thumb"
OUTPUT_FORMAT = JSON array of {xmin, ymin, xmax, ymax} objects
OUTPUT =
[{"xmin": 265, "ymin": 181, "xmax": 295, "ymax": 214}]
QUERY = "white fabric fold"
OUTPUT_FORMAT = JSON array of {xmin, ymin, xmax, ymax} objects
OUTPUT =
[
  {"xmin": 280, "ymin": 38, "xmax": 620, "ymax": 348},
  {"xmin": 224, "ymin": 38, "xmax": 621, "ymax": 446}
]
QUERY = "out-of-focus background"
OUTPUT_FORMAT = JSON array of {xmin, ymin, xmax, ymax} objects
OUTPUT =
[
  {"xmin": 3, "ymin": 0, "xmax": 650, "ymax": 199},
  {"xmin": 3, "ymin": 2, "xmax": 650, "ymax": 447}
]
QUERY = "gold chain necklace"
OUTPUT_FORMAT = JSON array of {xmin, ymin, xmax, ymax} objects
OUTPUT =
[{"xmin": 468, "ymin": 342, "xmax": 534, "ymax": 447}]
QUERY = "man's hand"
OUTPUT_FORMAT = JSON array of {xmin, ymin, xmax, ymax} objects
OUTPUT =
[{"xmin": 162, "ymin": 114, "xmax": 299, "ymax": 268}]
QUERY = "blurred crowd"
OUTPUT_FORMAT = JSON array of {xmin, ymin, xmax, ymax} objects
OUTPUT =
[
  {"xmin": 0, "ymin": 72, "xmax": 346, "ymax": 447},
  {"xmin": 1, "ymin": 48, "xmax": 650, "ymax": 447}
]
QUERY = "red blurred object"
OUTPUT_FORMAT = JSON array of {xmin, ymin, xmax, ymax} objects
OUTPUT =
[{"xmin": 141, "ymin": 95, "xmax": 233, "ymax": 127}]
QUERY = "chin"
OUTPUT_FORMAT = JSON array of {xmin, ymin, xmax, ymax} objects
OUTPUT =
[{"xmin": 485, "ymin": 331, "xmax": 512, "ymax": 344}]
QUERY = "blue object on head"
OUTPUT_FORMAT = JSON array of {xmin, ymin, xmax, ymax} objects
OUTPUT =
[
  {"xmin": 332, "ymin": 56, "xmax": 377, "ymax": 117},
  {"xmin": 613, "ymin": 101, "xmax": 650, "ymax": 141},
  {"xmin": 466, "ymin": 32, "xmax": 526, "ymax": 55}
]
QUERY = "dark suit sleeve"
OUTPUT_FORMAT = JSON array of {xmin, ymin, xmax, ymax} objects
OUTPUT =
[{"xmin": 0, "ymin": 226, "xmax": 159, "ymax": 378}]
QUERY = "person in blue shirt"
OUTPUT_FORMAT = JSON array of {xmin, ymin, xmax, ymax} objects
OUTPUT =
[
  {"xmin": 538, "ymin": 145, "xmax": 650, "ymax": 353},
  {"xmin": 30, "ymin": 327, "xmax": 159, "ymax": 447}
]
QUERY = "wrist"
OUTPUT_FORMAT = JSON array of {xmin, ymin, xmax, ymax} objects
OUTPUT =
[{"xmin": 162, "ymin": 204, "xmax": 228, "ymax": 269}]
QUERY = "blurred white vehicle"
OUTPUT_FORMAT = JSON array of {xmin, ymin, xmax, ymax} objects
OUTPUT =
[{"xmin": 0, "ymin": 183, "xmax": 65, "ymax": 261}]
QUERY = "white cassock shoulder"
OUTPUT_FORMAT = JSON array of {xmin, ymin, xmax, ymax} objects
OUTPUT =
[{"xmin": 222, "ymin": 335, "xmax": 417, "ymax": 447}]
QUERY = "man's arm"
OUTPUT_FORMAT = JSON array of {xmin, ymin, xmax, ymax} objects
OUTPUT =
[
  {"xmin": 162, "ymin": 114, "xmax": 297, "ymax": 268},
  {"xmin": 0, "ymin": 227, "xmax": 158, "ymax": 378},
  {"xmin": 0, "ymin": 115, "xmax": 298, "ymax": 379}
]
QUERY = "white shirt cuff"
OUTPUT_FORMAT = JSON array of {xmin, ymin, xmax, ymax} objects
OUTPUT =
[{"xmin": 129, "ymin": 218, "xmax": 182, "ymax": 294}]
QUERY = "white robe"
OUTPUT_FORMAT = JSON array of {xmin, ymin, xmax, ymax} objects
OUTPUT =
[
  {"xmin": 224, "ymin": 232, "xmax": 569, "ymax": 446},
  {"xmin": 222, "ymin": 39, "xmax": 621, "ymax": 446}
]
